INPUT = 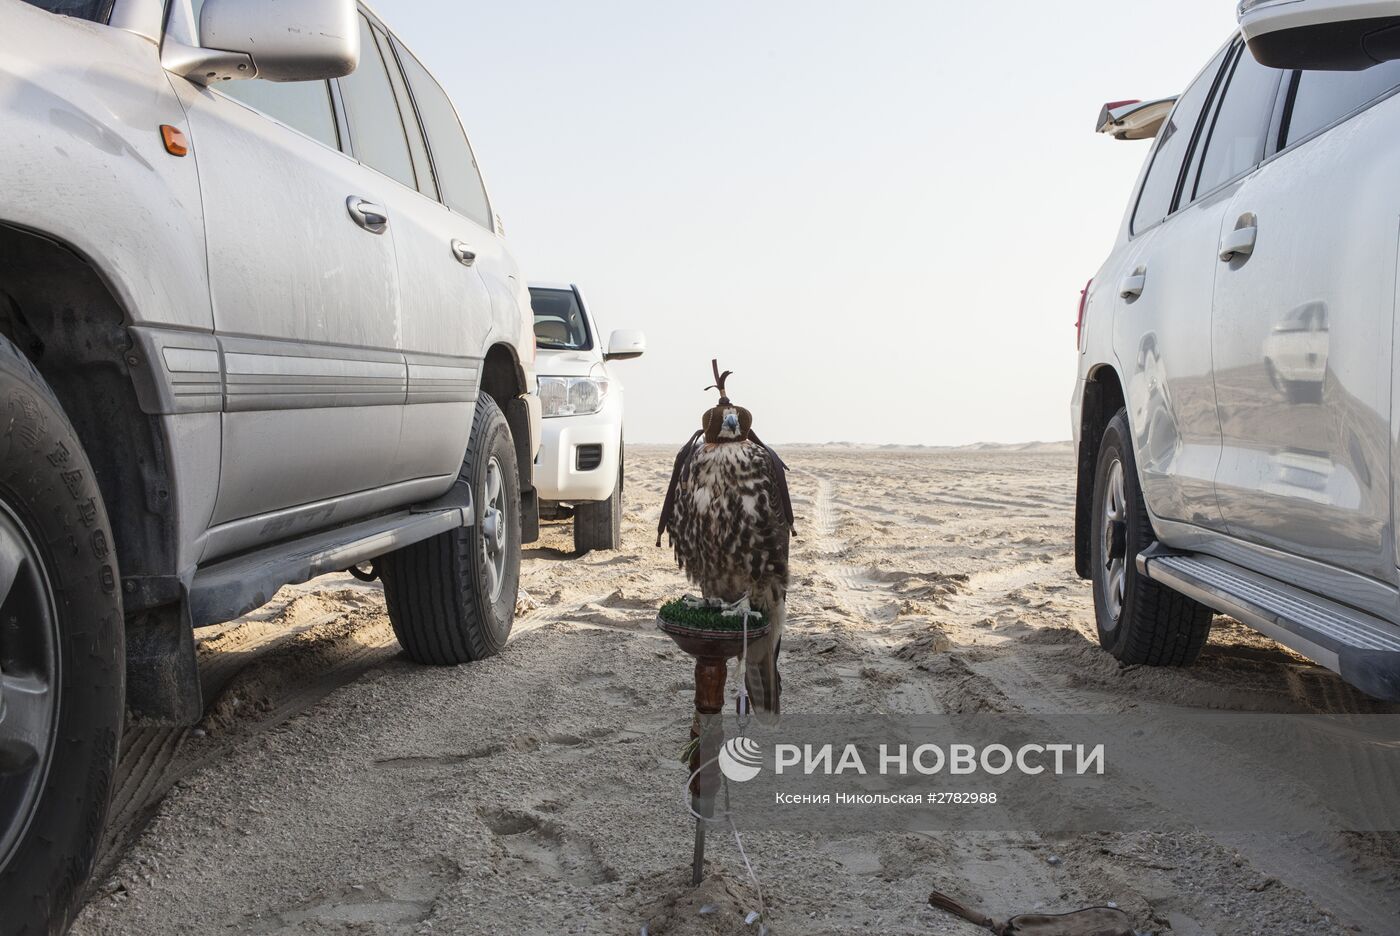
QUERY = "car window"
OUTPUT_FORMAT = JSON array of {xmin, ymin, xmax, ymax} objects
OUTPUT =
[
  {"xmin": 1132, "ymin": 45, "xmax": 1231, "ymax": 235},
  {"xmin": 216, "ymin": 80, "xmax": 340, "ymax": 150},
  {"xmin": 185, "ymin": 0, "xmax": 340, "ymax": 148},
  {"xmin": 337, "ymin": 14, "xmax": 418, "ymax": 189},
  {"xmin": 19, "ymin": 0, "xmax": 111, "ymax": 21},
  {"xmin": 371, "ymin": 24, "xmax": 438, "ymax": 200},
  {"xmin": 392, "ymin": 37, "xmax": 493, "ymax": 229},
  {"xmin": 530, "ymin": 289, "xmax": 592, "ymax": 351},
  {"xmin": 1191, "ymin": 47, "xmax": 1282, "ymax": 199},
  {"xmin": 1284, "ymin": 59, "xmax": 1400, "ymax": 146}
]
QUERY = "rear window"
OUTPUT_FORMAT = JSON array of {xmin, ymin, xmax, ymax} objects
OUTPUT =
[
  {"xmin": 530, "ymin": 289, "xmax": 592, "ymax": 351},
  {"xmin": 1284, "ymin": 60, "xmax": 1400, "ymax": 146},
  {"xmin": 20, "ymin": 0, "xmax": 112, "ymax": 21}
]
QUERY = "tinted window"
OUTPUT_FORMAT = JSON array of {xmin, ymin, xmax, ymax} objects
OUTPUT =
[
  {"xmin": 1192, "ymin": 48, "xmax": 1282, "ymax": 198},
  {"xmin": 338, "ymin": 15, "xmax": 417, "ymax": 188},
  {"xmin": 1285, "ymin": 60, "xmax": 1400, "ymax": 146},
  {"xmin": 20, "ymin": 0, "xmax": 111, "ymax": 21},
  {"xmin": 218, "ymin": 80, "xmax": 339, "ymax": 149},
  {"xmin": 1133, "ymin": 45, "xmax": 1230, "ymax": 234},
  {"xmin": 530, "ymin": 289, "xmax": 591, "ymax": 351},
  {"xmin": 393, "ymin": 38, "xmax": 492, "ymax": 229},
  {"xmin": 372, "ymin": 26, "xmax": 437, "ymax": 199}
]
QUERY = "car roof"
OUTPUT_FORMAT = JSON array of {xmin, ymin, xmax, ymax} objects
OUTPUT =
[{"xmin": 528, "ymin": 282, "xmax": 577, "ymax": 292}]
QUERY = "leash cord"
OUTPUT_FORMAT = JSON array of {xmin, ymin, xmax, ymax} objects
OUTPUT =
[{"xmin": 679, "ymin": 608, "xmax": 768, "ymax": 927}]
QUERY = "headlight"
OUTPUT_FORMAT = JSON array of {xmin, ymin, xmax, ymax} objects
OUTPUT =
[{"xmin": 539, "ymin": 377, "xmax": 610, "ymax": 417}]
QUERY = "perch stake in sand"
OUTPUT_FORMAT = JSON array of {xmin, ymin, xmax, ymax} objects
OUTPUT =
[{"xmin": 657, "ymin": 600, "xmax": 770, "ymax": 886}]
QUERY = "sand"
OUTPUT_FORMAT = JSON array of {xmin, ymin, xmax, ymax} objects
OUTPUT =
[{"xmin": 70, "ymin": 446, "xmax": 1400, "ymax": 935}]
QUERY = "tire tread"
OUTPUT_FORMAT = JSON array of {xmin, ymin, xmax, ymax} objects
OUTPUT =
[{"xmin": 379, "ymin": 394, "xmax": 515, "ymax": 665}]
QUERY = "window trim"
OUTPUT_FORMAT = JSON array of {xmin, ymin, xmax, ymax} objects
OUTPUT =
[
  {"xmin": 369, "ymin": 21, "xmax": 439, "ymax": 202},
  {"xmin": 381, "ymin": 29, "xmax": 495, "ymax": 232},
  {"xmin": 1186, "ymin": 44, "xmax": 1284, "ymax": 206},
  {"xmin": 1129, "ymin": 40, "xmax": 1235, "ymax": 239},
  {"xmin": 332, "ymin": 10, "xmax": 424, "ymax": 194}
]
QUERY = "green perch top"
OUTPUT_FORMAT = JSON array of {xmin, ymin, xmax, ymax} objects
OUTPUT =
[{"xmin": 658, "ymin": 599, "xmax": 768, "ymax": 633}]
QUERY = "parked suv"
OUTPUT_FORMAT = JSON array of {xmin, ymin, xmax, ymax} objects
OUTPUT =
[
  {"xmin": 1075, "ymin": 18, "xmax": 1400, "ymax": 703},
  {"xmin": 0, "ymin": 0, "xmax": 540, "ymax": 929},
  {"xmin": 529, "ymin": 283, "xmax": 645, "ymax": 553}
]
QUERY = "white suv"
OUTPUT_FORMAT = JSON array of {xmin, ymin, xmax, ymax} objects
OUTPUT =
[
  {"xmin": 1073, "ymin": 3, "xmax": 1400, "ymax": 701},
  {"xmin": 529, "ymin": 283, "xmax": 646, "ymax": 552}
]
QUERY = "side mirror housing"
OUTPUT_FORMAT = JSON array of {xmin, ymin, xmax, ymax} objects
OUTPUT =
[
  {"xmin": 1240, "ymin": 0, "xmax": 1400, "ymax": 70},
  {"xmin": 605, "ymin": 330, "xmax": 647, "ymax": 361},
  {"xmin": 166, "ymin": 0, "xmax": 360, "ymax": 84}
]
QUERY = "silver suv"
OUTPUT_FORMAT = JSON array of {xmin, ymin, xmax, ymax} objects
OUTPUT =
[
  {"xmin": 0, "ymin": 1, "xmax": 540, "ymax": 928},
  {"xmin": 1075, "ymin": 9, "xmax": 1400, "ymax": 705}
]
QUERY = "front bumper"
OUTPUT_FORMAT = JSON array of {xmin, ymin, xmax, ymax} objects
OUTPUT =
[{"xmin": 534, "ymin": 395, "xmax": 622, "ymax": 503}]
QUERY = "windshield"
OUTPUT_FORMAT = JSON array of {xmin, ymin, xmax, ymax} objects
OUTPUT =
[
  {"xmin": 20, "ymin": 0, "xmax": 112, "ymax": 21},
  {"xmin": 530, "ymin": 288, "xmax": 592, "ymax": 351}
]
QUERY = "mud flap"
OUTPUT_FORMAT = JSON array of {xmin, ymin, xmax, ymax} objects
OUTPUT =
[
  {"xmin": 124, "ymin": 601, "xmax": 203, "ymax": 726},
  {"xmin": 505, "ymin": 395, "xmax": 540, "ymax": 544}
]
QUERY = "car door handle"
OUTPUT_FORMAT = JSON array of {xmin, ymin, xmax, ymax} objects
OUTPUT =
[
  {"xmin": 1120, "ymin": 271, "xmax": 1146, "ymax": 299},
  {"xmin": 1219, "ymin": 222, "xmax": 1257, "ymax": 262},
  {"xmin": 451, "ymin": 239, "xmax": 477, "ymax": 266},
  {"xmin": 346, "ymin": 197, "xmax": 388, "ymax": 234}
]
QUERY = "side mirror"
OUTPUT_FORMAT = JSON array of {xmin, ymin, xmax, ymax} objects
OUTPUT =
[
  {"xmin": 165, "ymin": 0, "xmax": 360, "ymax": 84},
  {"xmin": 1240, "ymin": 0, "xmax": 1400, "ymax": 70},
  {"xmin": 605, "ymin": 330, "xmax": 647, "ymax": 361}
]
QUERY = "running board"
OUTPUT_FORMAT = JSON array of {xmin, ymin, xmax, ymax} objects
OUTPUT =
[
  {"xmin": 1138, "ymin": 547, "xmax": 1400, "ymax": 701},
  {"xmin": 190, "ymin": 502, "xmax": 469, "ymax": 627}
]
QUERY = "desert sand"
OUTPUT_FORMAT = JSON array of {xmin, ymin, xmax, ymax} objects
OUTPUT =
[{"xmin": 71, "ymin": 447, "xmax": 1400, "ymax": 935}]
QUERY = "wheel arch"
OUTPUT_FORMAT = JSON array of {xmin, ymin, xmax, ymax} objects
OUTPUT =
[
  {"xmin": 0, "ymin": 222, "xmax": 177, "ymax": 602},
  {"xmin": 1075, "ymin": 364, "xmax": 1127, "ymax": 579},
  {"xmin": 479, "ymin": 341, "xmax": 539, "ymax": 543}
]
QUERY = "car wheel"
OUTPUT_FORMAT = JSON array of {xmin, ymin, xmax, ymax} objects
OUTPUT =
[
  {"xmin": 0, "ymin": 334, "xmax": 123, "ymax": 934},
  {"xmin": 1091, "ymin": 410, "xmax": 1213, "ymax": 666},
  {"xmin": 380, "ymin": 393, "xmax": 520, "ymax": 664},
  {"xmin": 573, "ymin": 450, "xmax": 623, "ymax": 554}
]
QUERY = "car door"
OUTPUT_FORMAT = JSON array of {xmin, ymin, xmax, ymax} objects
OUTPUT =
[
  {"xmin": 1113, "ymin": 43, "xmax": 1234, "ymax": 529},
  {"xmin": 1211, "ymin": 61, "xmax": 1400, "ymax": 588},
  {"xmin": 355, "ymin": 17, "xmax": 496, "ymax": 483},
  {"xmin": 172, "ymin": 0, "xmax": 409, "ymax": 558}
]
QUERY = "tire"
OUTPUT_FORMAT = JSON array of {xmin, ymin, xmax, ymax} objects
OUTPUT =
[
  {"xmin": 0, "ymin": 335, "xmax": 123, "ymax": 935},
  {"xmin": 573, "ymin": 451, "xmax": 623, "ymax": 554},
  {"xmin": 1091, "ymin": 410, "xmax": 1213, "ymax": 666},
  {"xmin": 380, "ymin": 394, "xmax": 520, "ymax": 664}
]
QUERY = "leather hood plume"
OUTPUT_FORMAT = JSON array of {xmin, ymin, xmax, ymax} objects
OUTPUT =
[{"xmin": 702, "ymin": 359, "xmax": 752, "ymax": 443}]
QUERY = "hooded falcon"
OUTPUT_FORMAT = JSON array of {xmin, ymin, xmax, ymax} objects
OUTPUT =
[{"xmin": 658, "ymin": 361, "xmax": 794, "ymax": 721}]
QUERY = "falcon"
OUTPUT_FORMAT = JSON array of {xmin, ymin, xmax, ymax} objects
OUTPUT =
[{"xmin": 658, "ymin": 361, "xmax": 794, "ymax": 721}]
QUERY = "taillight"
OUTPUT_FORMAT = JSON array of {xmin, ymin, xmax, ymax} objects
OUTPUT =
[{"xmin": 1076, "ymin": 279, "xmax": 1092, "ymax": 351}]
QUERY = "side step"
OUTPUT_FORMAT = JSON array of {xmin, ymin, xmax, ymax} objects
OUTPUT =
[
  {"xmin": 190, "ymin": 503, "xmax": 469, "ymax": 627},
  {"xmin": 1138, "ymin": 548, "xmax": 1400, "ymax": 701}
]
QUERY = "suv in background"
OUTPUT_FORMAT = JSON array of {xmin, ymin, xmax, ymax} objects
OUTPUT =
[
  {"xmin": 0, "ymin": 0, "xmax": 540, "ymax": 928},
  {"xmin": 529, "ymin": 283, "xmax": 646, "ymax": 553},
  {"xmin": 1075, "ymin": 23, "xmax": 1400, "ymax": 702}
]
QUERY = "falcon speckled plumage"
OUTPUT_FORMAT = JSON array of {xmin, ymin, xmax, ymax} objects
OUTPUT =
[{"xmin": 658, "ymin": 361, "xmax": 794, "ymax": 721}]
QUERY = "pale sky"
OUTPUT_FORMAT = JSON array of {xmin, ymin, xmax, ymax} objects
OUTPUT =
[{"xmin": 374, "ymin": 0, "xmax": 1239, "ymax": 445}]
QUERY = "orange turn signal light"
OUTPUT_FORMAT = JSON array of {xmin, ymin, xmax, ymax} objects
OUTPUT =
[{"xmin": 160, "ymin": 125, "xmax": 189, "ymax": 157}]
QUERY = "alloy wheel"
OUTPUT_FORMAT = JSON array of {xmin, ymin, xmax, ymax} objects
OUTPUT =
[
  {"xmin": 0, "ymin": 499, "xmax": 60, "ymax": 871},
  {"xmin": 480, "ymin": 456, "xmax": 508, "ymax": 603},
  {"xmin": 1100, "ymin": 458, "xmax": 1128, "ymax": 627}
]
